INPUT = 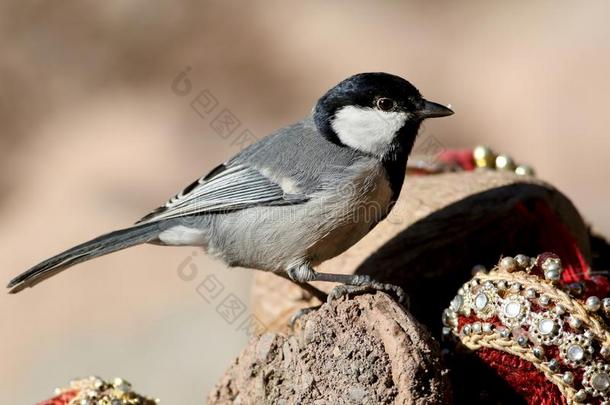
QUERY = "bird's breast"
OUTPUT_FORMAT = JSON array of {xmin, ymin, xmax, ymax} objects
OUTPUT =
[{"xmin": 306, "ymin": 159, "xmax": 394, "ymax": 263}]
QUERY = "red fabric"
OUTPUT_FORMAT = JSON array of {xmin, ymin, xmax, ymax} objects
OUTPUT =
[
  {"xmin": 476, "ymin": 348, "xmax": 567, "ymax": 405},
  {"xmin": 438, "ymin": 149, "xmax": 476, "ymax": 171},
  {"xmin": 37, "ymin": 389, "xmax": 78, "ymax": 405}
]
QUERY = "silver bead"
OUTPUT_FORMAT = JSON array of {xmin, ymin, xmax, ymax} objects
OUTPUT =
[
  {"xmin": 482, "ymin": 323, "xmax": 493, "ymax": 334},
  {"xmin": 442, "ymin": 309, "xmax": 456, "ymax": 327},
  {"xmin": 533, "ymin": 346, "xmax": 545, "ymax": 359},
  {"xmin": 603, "ymin": 298, "xmax": 610, "ymax": 313},
  {"xmin": 543, "ymin": 260, "xmax": 562, "ymax": 273},
  {"xmin": 584, "ymin": 330, "xmax": 595, "ymax": 340},
  {"xmin": 498, "ymin": 327, "xmax": 510, "ymax": 339},
  {"xmin": 497, "ymin": 280, "xmax": 507, "ymax": 290},
  {"xmin": 544, "ymin": 269, "xmax": 561, "ymax": 282},
  {"xmin": 471, "ymin": 264, "xmax": 486, "ymax": 275},
  {"xmin": 548, "ymin": 358, "xmax": 559, "ymax": 371},
  {"xmin": 525, "ymin": 288, "xmax": 537, "ymax": 299},
  {"xmin": 462, "ymin": 324, "xmax": 472, "ymax": 335},
  {"xmin": 574, "ymin": 389, "xmax": 587, "ymax": 402},
  {"xmin": 499, "ymin": 256, "xmax": 517, "ymax": 272},
  {"xmin": 517, "ymin": 335, "xmax": 528, "ymax": 347},
  {"xmin": 569, "ymin": 316, "xmax": 583, "ymax": 329},
  {"xmin": 563, "ymin": 371, "xmax": 575, "ymax": 385},
  {"xmin": 529, "ymin": 257, "xmax": 538, "ymax": 270},
  {"xmin": 514, "ymin": 254, "xmax": 530, "ymax": 269},
  {"xmin": 515, "ymin": 165, "xmax": 534, "ymax": 176},
  {"xmin": 539, "ymin": 294, "xmax": 550, "ymax": 306},
  {"xmin": 555, "ymin": 305, "xmax": 566, "ymax": 315},
  {"xmin": 472, "ymin": 322, "xmax": 482, "ymax": 333},
  {"xmin": 586, "ymin": 296, "xmax": 601, "ymax": 312}
]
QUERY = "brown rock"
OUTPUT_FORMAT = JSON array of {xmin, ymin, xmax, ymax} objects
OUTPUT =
[{"xmin": 207, "ymin": 293, "xmax": 450, "ymax": 405}]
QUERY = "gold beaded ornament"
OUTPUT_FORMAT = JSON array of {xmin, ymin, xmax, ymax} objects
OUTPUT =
[
  {"xmin": 472, "ymin": 145, "xmax": 535, "ymax": 176},
  {"xmin": 406, "ymin": 145, "xmax": 535, "ymax": 176},
  {"xmin": 52, "ymin": 376, "xmax": 159, "ymax": 405},
  {"xmin": 443, "ymin": 253, "xmax": 610, "ymax": 404}
]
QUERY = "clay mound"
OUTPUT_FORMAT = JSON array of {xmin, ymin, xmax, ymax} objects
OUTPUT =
[{"xmin": 208, "ymin": 293, "xmax": 450, "ymax": 404}]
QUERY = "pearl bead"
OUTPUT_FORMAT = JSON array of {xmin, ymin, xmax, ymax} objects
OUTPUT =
[
  {"xmin": 471, "ymin": 264, "xmax": 486, "ymax": 275},
  {"xmin": 563, "ymin": 371, "xmax": 575, "ymax": 385},
  {"xmin": 496, "ymin": 154, "xmax": 516, "ymax": 171},
  {"xmin": 514, "ymin": 254, "xmax": 530, "ymax": 268},
  {"xmin": 515, "ymin": 165, "xmax": 534, "ymax": 176},
  {"xmin": 569, "ymin": 316, "xmax": 583, "ymax": 328},
  {"xmin": 603, "ymin": 298, "xmax": 610, "ymax": 313},
  {"xmin": 586, "ymin": 296, "xmax": 601, "ymax": 312},
  {"xmin": 543, "ymin": 260, "xmax": 562, "ymax": 273},
  {"xmin": 555, "ymin": 305, "xmax": 566, "ymax": 315},
  {"xmin": 498, "ymin": 327, "xmax": 510, "ymax": 339},
  {"xmin": 544, "ymin": 269, "xmax": 561, "ymax": 282},
  {"xmin": 499, "ymin": 257, "xmax": 517, "ymax": 272},
  {"xmin": 533, "ymin": 346, "xmax": 545, "ymax": 359}
]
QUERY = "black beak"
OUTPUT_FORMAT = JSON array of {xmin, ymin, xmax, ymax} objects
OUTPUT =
[{"xmin": 417, "ymin": 100, "xmax": 454, "ymax": 119}]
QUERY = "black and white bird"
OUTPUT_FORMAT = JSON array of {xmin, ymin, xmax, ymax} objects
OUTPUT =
[{"xmin": 7, "ymin": 72, "xmax": 453, "ymax": 303}]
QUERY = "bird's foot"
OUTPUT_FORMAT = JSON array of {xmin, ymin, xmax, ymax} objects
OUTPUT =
[
  {"xmin": 327, "ymin": 278, "xmax": 408, "ymax": 307},
  {"xmin": 289, "ymin": 304, "xmax": 322, "ymax": 330}
]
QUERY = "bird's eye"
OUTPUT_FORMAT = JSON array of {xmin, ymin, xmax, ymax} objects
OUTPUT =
[{"xmin": 376, "ymin": 98, "xmax": 395, "ymax": 111}]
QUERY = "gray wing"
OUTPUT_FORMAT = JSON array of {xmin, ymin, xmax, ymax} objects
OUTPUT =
[{"xmin": 136, "ymin": 163, "xmax": 308, "ymax": 224}]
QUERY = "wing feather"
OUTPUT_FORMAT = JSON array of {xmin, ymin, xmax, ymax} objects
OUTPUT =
[{"xmin": 136, "ymin": 164, "xmax": 307, "ymax": 223}]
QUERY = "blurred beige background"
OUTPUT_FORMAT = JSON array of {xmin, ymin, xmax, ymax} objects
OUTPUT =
[{"xmin": 2, "ymin": 1, "xmax": 610, "ymax": 403}]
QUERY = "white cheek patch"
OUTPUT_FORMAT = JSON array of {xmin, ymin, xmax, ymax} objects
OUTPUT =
[{"xmin": 331, "ymin": 106, "xmax": 408, "ymax": 156}]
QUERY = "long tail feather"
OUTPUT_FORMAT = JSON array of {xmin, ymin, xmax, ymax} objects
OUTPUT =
[{"xmin": 7, "ymin": 222, "xmax": 166, "ymax": 293}]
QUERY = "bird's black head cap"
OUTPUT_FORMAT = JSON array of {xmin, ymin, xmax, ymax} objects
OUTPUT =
[{"xmin": 313, "ymin": 72, "xmax": 453, "ymax": 151}]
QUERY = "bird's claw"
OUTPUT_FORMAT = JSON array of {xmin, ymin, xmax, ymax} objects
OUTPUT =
[
  {"xmin": 289, "ymin": 305, "xmax": 322, "ymax": 330},
  {"xmin": 327, "ymin": 281, "xmax": 408, "ymax": 307}
]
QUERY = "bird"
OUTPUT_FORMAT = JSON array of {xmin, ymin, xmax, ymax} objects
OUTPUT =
[{"xmin": 7, "ymin": 72, "xmax": 453, "ymax": 304}]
